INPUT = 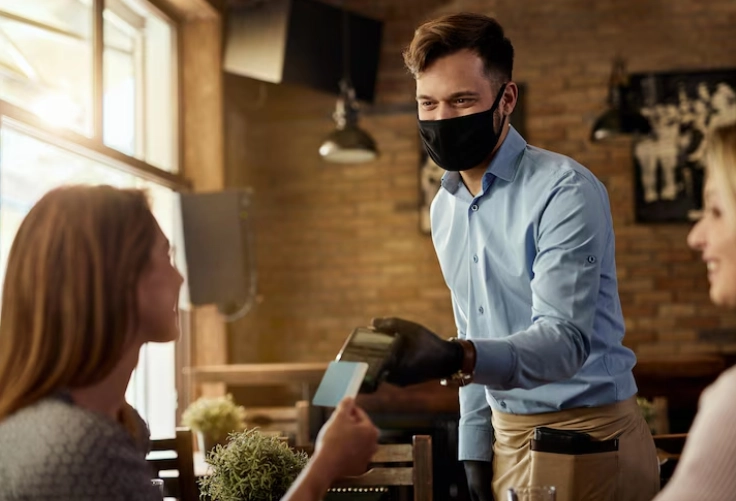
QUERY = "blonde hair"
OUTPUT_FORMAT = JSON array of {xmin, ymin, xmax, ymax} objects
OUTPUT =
[
  {"xmin": 0, "ymin": 185, "xmax": 157, "ymax": 420},
  {"xmin": 706, "ymin": 123, "xmax": 736, "ymax": 222}
]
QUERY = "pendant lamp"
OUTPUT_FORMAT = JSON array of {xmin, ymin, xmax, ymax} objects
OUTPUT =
[
  {"xmin": 319, "ymin": 5, "xmax": 378, "ymax": 163},
  {"xmin": 590, "ymin": 58, "xmax": 651, "ymax": 142}
]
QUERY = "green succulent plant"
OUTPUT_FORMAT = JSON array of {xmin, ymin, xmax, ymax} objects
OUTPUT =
[
  {"xmin": 181, "ymin": 394, "xmax": 246, "ymax": 442},
  {"xmin": 199, "ymin": 428, "xmax": 309, "ymax": 501}
]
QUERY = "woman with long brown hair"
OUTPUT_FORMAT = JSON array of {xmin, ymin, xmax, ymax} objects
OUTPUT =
[
  {"xmin": 0, "ymin": 185, "xmax": 378, "ymax": 500},
  {"xmin": 654, "ymin": 123, "xmax": 736, "ymax": 500},
  {"xmin": 0, "ymin": 185, "xmax": 183, "ymax": 499}
]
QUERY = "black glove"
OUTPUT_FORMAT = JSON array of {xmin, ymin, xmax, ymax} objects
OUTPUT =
[
  {"xmin": 464, "ymin": 460, "xmax": 494, "ymax": 501},
  {"xmin": 371, "ymin": 317, "xmax": 464, "ymax": 386}
]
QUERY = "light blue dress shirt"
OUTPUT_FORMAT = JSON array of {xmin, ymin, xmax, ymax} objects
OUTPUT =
[{"xmin": 430, "ymin": 125, "xmax": 637, "ymax": 462}]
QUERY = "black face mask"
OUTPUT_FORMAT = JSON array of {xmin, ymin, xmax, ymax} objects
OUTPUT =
[{"xmin": 418, "ymin": 83, "xmax": 507, "ymax": 172}]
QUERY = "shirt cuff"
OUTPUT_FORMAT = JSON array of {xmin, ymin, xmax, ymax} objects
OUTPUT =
[
  {"xmin": 471, "ymin": 338, "xmax": 516, "ymax": 388},
  {"xmin": 458, "ymin": 425, "xmax": 494, "ymax": 462}
]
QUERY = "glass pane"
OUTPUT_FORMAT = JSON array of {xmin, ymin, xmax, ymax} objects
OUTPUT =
[
  {"xmin": 0, "ymin": 122, "xmax": 185, "ymax": 437},
  {"xmin": 0, "ymin": 4, "xmax": 92, "ymax": 134},
  {"xmin": 0, "ymin": 0, "xmax": 90, "ymax": 39},
  {"xmin": 104, "ymin": 0, "xmax": 177, "ymax": 172},
  {"xmin": 104, "ymin": 41, "xmax": 136, "ymax": 155}
]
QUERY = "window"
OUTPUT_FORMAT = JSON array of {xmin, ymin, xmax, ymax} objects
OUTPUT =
[
  {"xmin": 103, "ymin": 0, "xmax": 177, "ymax": 171},
  {"xmin": 0, "ymin": 0, "xmax": 93, "ymax": 134},
  {"xmin": 0, "ymin": 0, "xmax": 177, "ymax": 171},
  {"xmin": 0, "ymin": 0, "xmax": 184, "ymax": 439}
]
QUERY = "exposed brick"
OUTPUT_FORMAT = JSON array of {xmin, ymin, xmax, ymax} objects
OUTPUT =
[
  {"xmin": 680, "ymin": 317, "xmax": 724, "ymax": 330},
  {"xmin": 657, "ymin": 330, "xmax": 698, "ymax": 343},
  {"xmin": 618, "ymin": 278, "xmax": 655, "ymax": 292},
  {"xmin": 633, "ymin": 317, "xmax": 677, "ymax": 331},
  {"xmin": 622, "ymin": 305, "xmax": 658, "ymax": 318},
  {"xmin": 658, "ymin": 304, "xmax": 697, "ymax": 318},
  {"xmin": 623, "ymin": 330, "xmax": 657, "ymax": 346},
  {"xmin": 675, "ymin": 343, "xmax": 722, "ymax": 355},
  {"xmin": 636, "ymin": 343, "xmax": 679, "ymax": 357}
]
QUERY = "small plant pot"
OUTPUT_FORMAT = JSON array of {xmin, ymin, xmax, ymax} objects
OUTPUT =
[{"xmin": 197, "ymin": 432, "xmax": 228, "ymax": 457}]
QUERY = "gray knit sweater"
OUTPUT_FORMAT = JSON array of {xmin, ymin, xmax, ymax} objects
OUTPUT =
[{"xmin": 0, "ymin": 394, "xmax": 161, "ymax": 501}]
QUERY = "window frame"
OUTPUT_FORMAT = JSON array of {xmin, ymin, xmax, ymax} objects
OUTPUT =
[
  {"xmin": 0, "ymin": 100, "xmax": 188, "ymax": 190},
  {"xmin": 0, "ymin": 0, "xmax": 182, "ymax": 174}
]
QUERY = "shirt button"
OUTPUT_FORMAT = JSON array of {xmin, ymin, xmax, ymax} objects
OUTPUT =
[
  {"xmin": 471, "ymin": 204, "xmax": 479, "ymax": 211},
  {"xmin": 473, "ymin": 255, "xmax": 479, "ymax": 263},
  {"xmin": 500, "ymin": 401, "xmax": 507, "ymax": 408},
  {"xmin": 478, "ymin": 306, "xmax": 484, "ymax": 314}
]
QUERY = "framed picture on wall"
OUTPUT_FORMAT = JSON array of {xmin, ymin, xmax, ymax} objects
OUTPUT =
[
  {"xmin": 418, "ymin": 83, "xmax": 527, "ymax": 234},
  {"xmin": 628, "ymin": 68, "xmax": 736, "ymax": 223}
]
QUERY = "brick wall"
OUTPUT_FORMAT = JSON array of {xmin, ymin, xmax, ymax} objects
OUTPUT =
[{"xmin": 223, "ymin": 0, "xmax": 736, "ymax": 403}]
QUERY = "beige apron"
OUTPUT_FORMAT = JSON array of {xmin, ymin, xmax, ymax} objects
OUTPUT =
[{"xmin": 491, "ymin": 396, "xmax": 660, "ymax": 501}]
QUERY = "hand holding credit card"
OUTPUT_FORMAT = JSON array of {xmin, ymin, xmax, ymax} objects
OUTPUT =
[
  {"xmin": 312, "ymin": 326, "xmax": 399, "ymax": 407},
  {"xmin": 312, "ymin": 361, "xmax": 369, "ymax": 408}
]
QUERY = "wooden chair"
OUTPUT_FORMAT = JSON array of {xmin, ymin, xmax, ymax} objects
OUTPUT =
[
  {"xmin": 243, "ymin": 400, "xmax": 311, "ymax": 447},
  {"xmin": 653, "ymin": 433, "xmax": 688, "ymax": 489},
  {"xmin": 146, "ymin": 427, "xmax": 198, "ymax": 501},
  {"xmin": 330, "ymin": 435, "xmax": 433, "ymax": 501}
]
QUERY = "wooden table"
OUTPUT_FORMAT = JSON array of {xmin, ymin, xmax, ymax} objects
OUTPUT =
[
  {"xmin": 184, "ymin": 362, "xmax": 330, "ymax": 399},
  {"xmin": 357, "ymin": 380, "xmax": 459, "ymax": 414},
  {"xmin": 633, "ymin": 353, "xmax": 728, "ymax": 433}
]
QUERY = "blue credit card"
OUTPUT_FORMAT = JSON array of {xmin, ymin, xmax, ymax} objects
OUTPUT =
[{"xmin": 312, "ymin": 361, "xmax": 369, "ymax": 408}]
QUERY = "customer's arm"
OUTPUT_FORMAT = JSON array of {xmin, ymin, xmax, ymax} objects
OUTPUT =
[
  {"xmin": 282, "ymin": 398, "xmax": 379, "ymax": 501},
  {"xmin": 654, "ymin": 367, "xmax": 736, "ymax": 501}
]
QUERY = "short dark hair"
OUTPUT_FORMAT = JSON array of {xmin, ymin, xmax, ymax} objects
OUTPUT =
[{"xmin": 403, "ymin": 13, "xmax": 514, "ymax": 82}]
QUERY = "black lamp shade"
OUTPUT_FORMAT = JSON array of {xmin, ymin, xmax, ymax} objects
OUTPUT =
[
  {"xmin": 319, "ymin": 124, "xmax": 378, "ymax": 163},
  {"xmin": 591, "ymin": 107, "xmax": 652, "ymax": 142}
]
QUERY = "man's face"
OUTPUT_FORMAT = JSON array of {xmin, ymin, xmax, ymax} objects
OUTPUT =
[{"xmin": 416, "ymin": 49, "xmax": 509, "ymax": 121}]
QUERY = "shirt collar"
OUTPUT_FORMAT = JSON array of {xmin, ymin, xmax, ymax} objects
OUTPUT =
[{"xmin": 440, "ymin": 125, "xmax": 527, "ymax": 194}]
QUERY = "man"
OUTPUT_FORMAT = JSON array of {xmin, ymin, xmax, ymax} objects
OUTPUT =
[{"xmin": 371, "ymin": 12, "xmax": 659, "ymax": 501}]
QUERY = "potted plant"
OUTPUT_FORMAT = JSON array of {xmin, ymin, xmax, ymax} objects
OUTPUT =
[
  {"xmin": 637, "ymin": 396, "xmax": 657, "ymax": 433},
  {"xmin": 199, "ymin": 428, "xmax": 309, "ymax": 501},
  {"xmin": 182, "ymin": 394, "xmax": 246, "ymax": 455}
]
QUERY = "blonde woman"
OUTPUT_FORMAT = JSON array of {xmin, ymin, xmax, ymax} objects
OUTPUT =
[
  {"xmin": 654, "ymin": 123, "xmax": 736, "ymax": 500},
  {"xmin": 0, "ymin": 185, "xmax": 377, "ymax": 501}
]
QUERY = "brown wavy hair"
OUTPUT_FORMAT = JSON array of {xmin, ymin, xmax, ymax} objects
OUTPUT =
[
  {"xmin": 403, "ymin": 12, "xmax": 514, "ymax": 81},
  {"xmin": 0, "ymin": 185, "xmax": 158, "ymax": 420}
]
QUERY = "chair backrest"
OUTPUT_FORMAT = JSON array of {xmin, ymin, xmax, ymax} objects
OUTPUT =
[
  {"xmin": 331, "ymin": 435, "xmax": 433, "ymax": 501},
  {"xmin": 653, "ymin": 433, "xmax": 687, "ymax": 489},
  {"xmin": 243, "ymin": 400, "xmax": 311, "ymax": 447},
  {"xmin": 146, "ymin": 427, "xmax": 198, "ymax": 501}
]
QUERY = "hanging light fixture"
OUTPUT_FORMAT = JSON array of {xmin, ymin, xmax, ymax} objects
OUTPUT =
[
  {"xmin": 319, "ymin": 4, "xmax": 378, "ymax": 163},
  {"xmin": 590, "ymin": 57, "xmax": 651, "ymax": 142}
]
